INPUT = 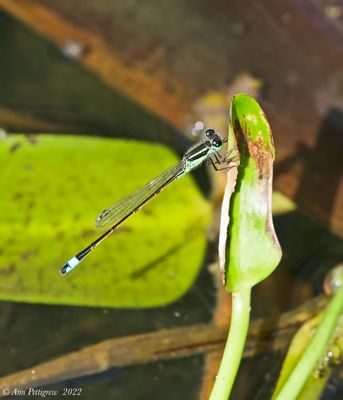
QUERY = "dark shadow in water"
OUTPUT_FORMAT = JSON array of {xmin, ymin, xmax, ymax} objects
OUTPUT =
[
  {"xmin": 275, "ymin": 107, "xmax": 343, "ymax": 227},
  {"xmin": 41, "ymin": 356, "xmax": 204, "ymax": 400},
  {"xmin": 131, "ymin": 238, "xmax": 197, "ymax": 280},
  {"xmin": 295, "ymin": 108, "xmax": 343, "ymax": 226}
]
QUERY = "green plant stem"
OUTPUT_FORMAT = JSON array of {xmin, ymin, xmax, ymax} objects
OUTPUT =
[
  {"xmin": 275, "ymin": 284, "xmax": 343, "ymax": 400},
  {"xmin": 209, "ymin": 287, "xmax": 251, "ymax": 400}
]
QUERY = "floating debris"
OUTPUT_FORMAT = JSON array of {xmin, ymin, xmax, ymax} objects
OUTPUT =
[{"xmin": 62, "ymin": 39, "xmax": 86, "ymax": 59}]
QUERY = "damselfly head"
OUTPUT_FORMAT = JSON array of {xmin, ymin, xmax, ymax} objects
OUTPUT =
[
  {"xmin": 205, "ymin": 129, "xmax": 222, "ymax": 149},
  {"xmin": 211, "ymin": 136, "xmax": 222, "ymax": 148},
  {"xmin": 205, "ymin": 129, "xmax": 216, "ymax": 138}
]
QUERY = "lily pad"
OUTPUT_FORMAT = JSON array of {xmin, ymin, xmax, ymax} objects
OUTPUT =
[{"xmin": 0, "ymin": 134, "xmax": 210, "ymax": 307}]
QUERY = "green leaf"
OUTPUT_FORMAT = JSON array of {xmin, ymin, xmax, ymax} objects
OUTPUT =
[
  {"xmin": 273, "ymin": 269, "xmax": 343, "ymax": 400},
  {"xmin": 272, "ymin": 314, "xmax": 329, "ymax": 400},
  {"xmin": 0, "ymin": 134, "xmax": 211, "ymax": 308},
  {"xmin": 219, "ymin": 94, "xmax": 282, "ymax": 291}
]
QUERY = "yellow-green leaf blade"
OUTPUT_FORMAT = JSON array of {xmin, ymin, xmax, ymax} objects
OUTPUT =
[{"xmin": 0, "ymin": 134, "xmax": 211, "ymax": 308}]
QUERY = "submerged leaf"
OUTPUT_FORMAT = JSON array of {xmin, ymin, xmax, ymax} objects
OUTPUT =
[
  {"xmin": 273, "ymin": 268, "xmax": 343, "ymax": 400},
  {"xmin": 0, "ymin": 135, "xmax": 210, "ymax": 307},
  {"xmin": 272, "ymin": 313, "xmax": 329, "ymax": 400},
  {"xmin": 219, "ymin": 94, "xmax": 282, "ymax": 291}
]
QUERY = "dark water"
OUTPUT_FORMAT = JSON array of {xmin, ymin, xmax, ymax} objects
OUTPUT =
[{"xmin": 0, "ymin": 2, "xmax": 342, "ymax": 399}]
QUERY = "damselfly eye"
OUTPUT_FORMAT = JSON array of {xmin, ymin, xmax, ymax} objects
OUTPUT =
[
  {"xmin": 205, "ymin": 129, "xmax": 216, "ymax": 138},
  {"xmin": 212, "ymin": 137, "xmax": 222, "ymax": 148}
]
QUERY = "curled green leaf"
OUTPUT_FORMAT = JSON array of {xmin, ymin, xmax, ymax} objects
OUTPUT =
[{"xmin": 219, "ymin": 94, "xmax": 282, "ymax": 291}]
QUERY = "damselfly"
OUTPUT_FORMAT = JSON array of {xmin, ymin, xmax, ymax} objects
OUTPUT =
[{"xmin": 60, "ymin": 129, "xmax": 234, "ymax": 275}]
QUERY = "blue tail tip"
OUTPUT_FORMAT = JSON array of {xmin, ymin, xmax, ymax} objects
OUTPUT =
[{"xmin": 59, "ymin": 256, "xmax": 80, "ymax": 276}]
